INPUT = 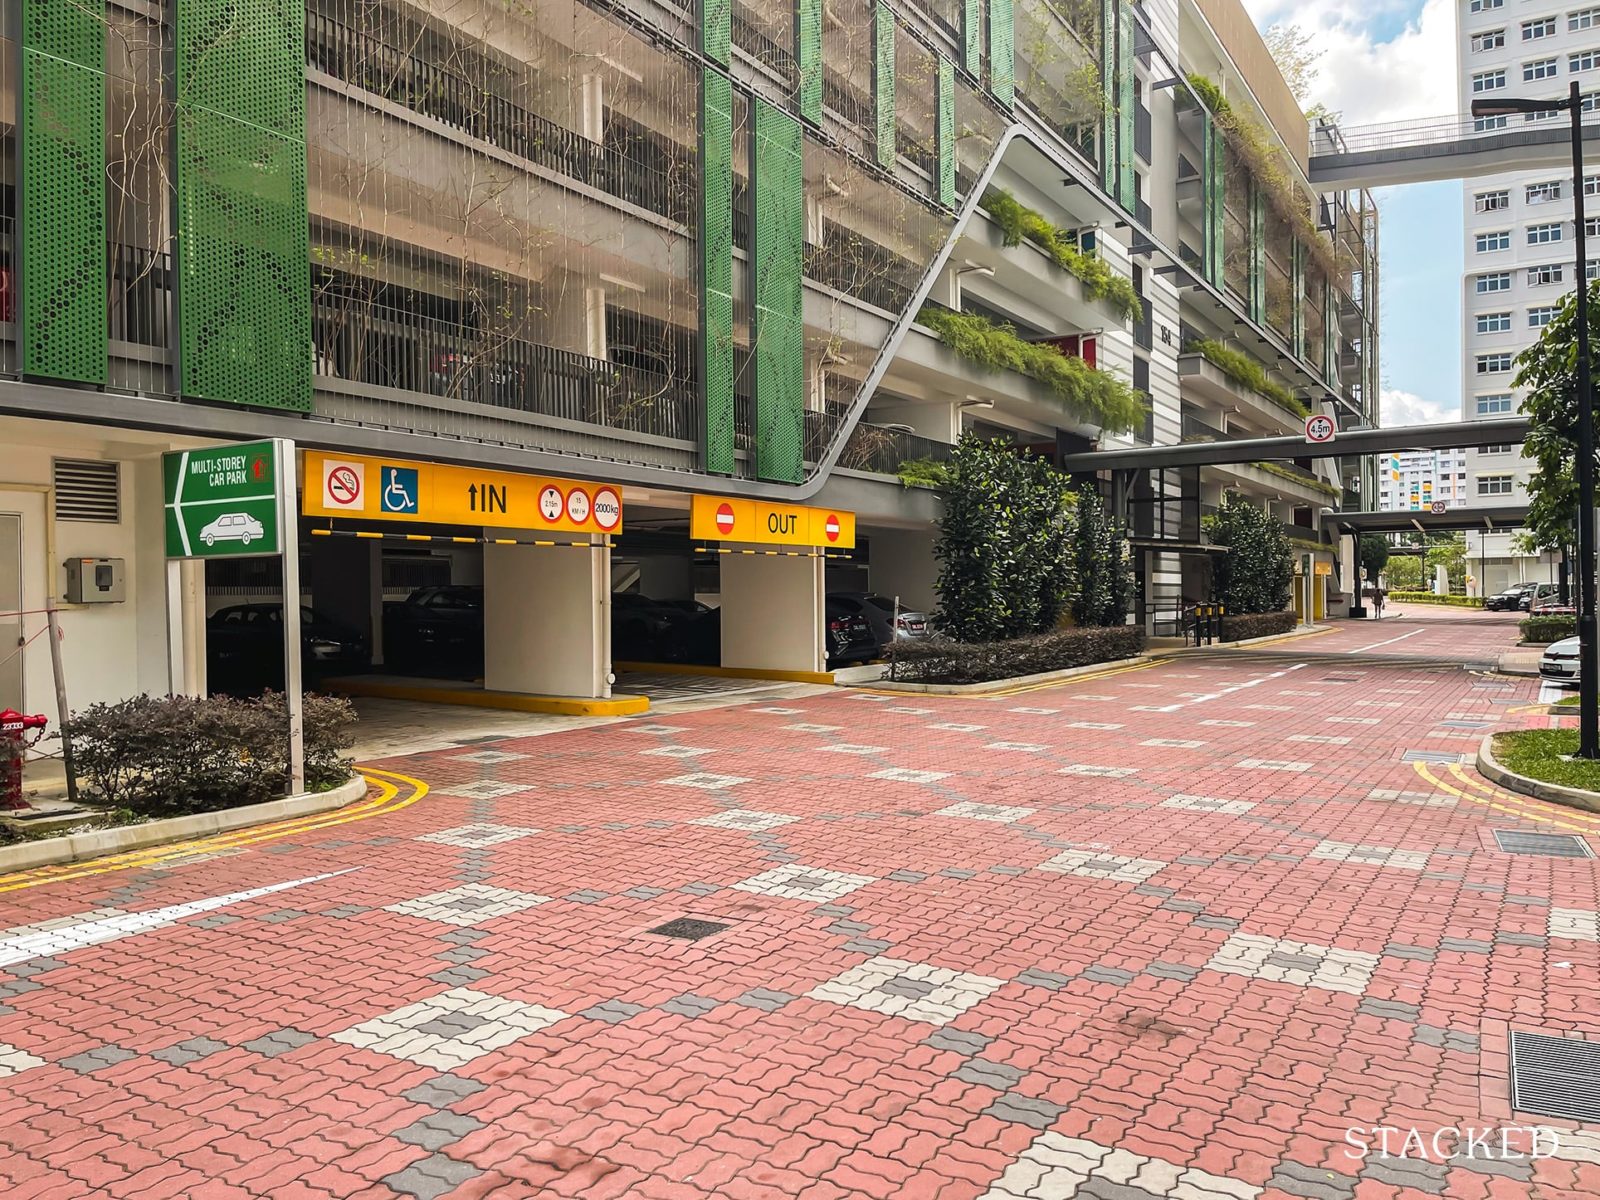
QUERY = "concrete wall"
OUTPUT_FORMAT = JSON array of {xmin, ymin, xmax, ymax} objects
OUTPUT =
[
  {"xmin": 720, "ymin": 553, "xmax": 824, "ymax": 673},
  {"xmin": 483, "ymin": 537, "xmax": 610, "ymax": 697}
]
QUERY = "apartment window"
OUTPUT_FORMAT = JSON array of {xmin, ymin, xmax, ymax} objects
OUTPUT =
[
  {"xmin": 1473, "ymin": 29, "xmax": 1507, "ymax": 51},
  {"xmin": 1574, "ymin": 7, "xmax": 1600, "ymax": 31},
  {"xmin": 1586, "ymin": 174, "xmax": 1600, "ymax": 195},
  {"xmin": 1476, "ymin": 230, "xmax": 1511, "ymax": 252},
  {"xmin": 1524, "ymin": 16, "xmax": 1557, "ymax": 38},
  {"xmin": 1472, "ymin": 70, "xmax": 1507, "ymax": 92},
  {"xmin": 1588, "ymin": 216, "xmax": 1600, "ymax": 237},
  {"xmin": 1482, "ymin": 444, "xmax": 1515, "ymax": 454},
  {"xmin": 1471, "ymin": 0, "xmax": 1504, "ymax": 10},
  {"xmin": 1592, "ymin": 261, "xmax": 1600, "ymax": 281},
  {"xmin": 1527, "ymin": 180, "xmax": 1564, "ymax": 203},
  {"xmin": 1526, "ymin": 57, "xmax": 1560, "ymax": 80},
  {"xmin": 1574, "ymin": 49, "xmax": 1600, "ymax": 71},
  {"xmin": 1477, "ymin": 312, "xmax": 1513, "ymax": 334},
  {"xmin": 1477, "ymin": 353, "xmax": 1513, "ymax": 373},
  {"xmin": 1529, "ymin": 263, "xmax": 1565, "ymax": 285},
  {"xmin": 1529, "ymin": 305, "xmax": 1560, "ymax": 327},
  {"xmin": 1528, "ymin": 221, "xmax": 1564, "ymax": 244},
  {"xmin": 1478, "ymin": 475, "xmax": 1515, "ymax": 496},
  {"xmin": 1475, "ymin": 113, "xmax": 1510, "ymax": 132},
  {"xmin": 1477, "ymin": 271, "xmax": 1512, "ymax": 293},
  {"xmin": 1477, "ymin": 394, "xmax": 1514, "ymax": 415},
  {"xmin": 1526, "ymin": 106, "xmax": 1563, "ymax": 122},
  {"xmin": 1475, "ymin": 189, "xmax": 1511, "ymax": 212}
]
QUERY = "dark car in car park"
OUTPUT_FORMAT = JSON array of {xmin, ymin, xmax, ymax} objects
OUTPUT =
[
  {"xmin": 612, "ymin": 592, "xmax": 701, "ymax": 662},
  {"xmin": 207, "ymin": 603, "xmax": 368, "ymax": 693},
  {"xmin": 383, "ymin": 585, "xmax": 485, "ymax": 674},
  {"xmin": 1484, "ymin": 585, "xmax": 1533, "ymax": 612},
  {"xmin": 663, "ymin": 597, "xmax": 879, "ymax": 668},
  {"xmin": 829, "ymin": 591, "xmax": 933, "ymax": 649}
]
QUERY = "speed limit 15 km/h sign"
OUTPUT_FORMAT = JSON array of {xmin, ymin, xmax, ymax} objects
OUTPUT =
[{"xmin": 1304, "ymin": 414, "xmax": 1336, "ymax": 444}]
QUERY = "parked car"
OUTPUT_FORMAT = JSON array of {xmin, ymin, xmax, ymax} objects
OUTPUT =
[
  {"xmin": 825, "ymin": 597, "xmax": 882, "ymax": 667},
  {"xmin": 1541, "ymin": 636, "xmax": 1581, "ymax": 687},
  {"xmin": 207, "ymin": 603, "xmax": 368, "ymax": 693},
  {"xmin": 1484, "ymin": 583, "xmax": 1535, "ymax": 612},
  {"xmin": 1522, "ymin": 582, "xmax": 1562, "ymax": 612},
  {"xmin": 828, "ymin": 592, "xmax": 933, "ymax": 650},
  {"xmin": 612, "ymin": 592, "xmax": 699, "ymax": 662},
  {"xmin": 384, "ymin": 585, "xmax": 484, "ymax": 674}
]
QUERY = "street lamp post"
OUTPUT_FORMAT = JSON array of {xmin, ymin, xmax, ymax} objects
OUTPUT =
[{"xmin": 1473, "ymin": 83, "xmax": 1599, "ymax": 757}]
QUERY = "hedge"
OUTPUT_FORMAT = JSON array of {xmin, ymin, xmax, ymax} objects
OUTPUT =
[
  {"xmin": 1521, "ymin": 615, "xmax": 1575, "ymax": 644},
  {"xmin": 1220, "ymin": 611, "xmax": 1297, "ymax": 642},
  {"xmin": 888, "ymin": 626, "xmax": 1146, "ymax": 685},
  {"xmin": 60, "ymin": 692, "xmax": 357, "ymax": 818},
  {"xmin": 1387, "ymin": 591, "xmax": 1484, "ymax": 608}
]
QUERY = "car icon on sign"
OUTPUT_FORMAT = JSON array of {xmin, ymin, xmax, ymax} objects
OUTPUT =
[{"xmin": 200, "ymin": 512, "xmax": 265, "ymax": 547}]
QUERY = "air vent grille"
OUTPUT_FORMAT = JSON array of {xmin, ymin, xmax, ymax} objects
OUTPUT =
[{"xmin": 53, "ymin": 459, "xmax": 120, "ymax": 523}]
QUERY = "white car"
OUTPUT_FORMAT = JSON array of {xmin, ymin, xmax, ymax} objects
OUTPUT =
[
  {"xmin": 200, "ymin": 512, "xmax": 265, "ymax": 547},
  {"xmin": 1540, "ymin": 636, "xmax": 1581, "ymax": 687}
]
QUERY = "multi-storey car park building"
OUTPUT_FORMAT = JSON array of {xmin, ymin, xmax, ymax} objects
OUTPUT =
[
  {"xmin": 1457, "ymin": 0, "xmax": 1600, "ymax": 590},
  {"xmin": 0, "ymin": 0, "xmax": 1375, "ymax": 721}
]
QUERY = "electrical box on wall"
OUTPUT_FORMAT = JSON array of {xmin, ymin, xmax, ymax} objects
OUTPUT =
[{"xmin": 64, "ymin": 557, "xmax": 125, "ymax": 604}]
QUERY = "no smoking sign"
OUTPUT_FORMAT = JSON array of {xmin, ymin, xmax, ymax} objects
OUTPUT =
[{"xmin": 321, "ymin": 460, "xmax": 365, "ymax": 509}]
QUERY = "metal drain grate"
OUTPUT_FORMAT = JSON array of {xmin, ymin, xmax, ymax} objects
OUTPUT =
[
  {"xmin": 1322, "ymin": 675, "xmax": 1363, "ymax": 682},
  {"xmin": 648, "ymin": 918, "xmax": 729, "ymax": 940},
  {"xmin": 1402, "ymin": 750, "xmax": 1469, "ymax": 764},
  {"xmin": 1511, "ymin": 1031, "xmax": 1600, "ymax": 1121},
  {"xmin": 1494, "ymin": 830, "xmax": 1594, "ymax": 858}
]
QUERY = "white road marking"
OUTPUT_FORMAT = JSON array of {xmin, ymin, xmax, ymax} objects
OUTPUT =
[
  {"xmin": 1344, "ymin": 630, "xmax": 1422, "ymax": 654},
  {"xmin": 1137, "ymin": 663, "xmax": 1308, "ymax": 713}
]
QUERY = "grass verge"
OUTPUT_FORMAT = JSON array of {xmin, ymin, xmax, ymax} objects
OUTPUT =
[{"xmin": 1494, "ymin": 729, "xmax": 1600, "ymax": 792}]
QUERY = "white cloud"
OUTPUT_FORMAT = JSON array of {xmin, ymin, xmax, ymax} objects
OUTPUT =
[
  {"xmin": 1380, "ymin": 386, "xmax": 1456, "ymax": 428},
  {"xmin": 1242, "ymin": 0, "xmax": 1457, "ymax": 126}
]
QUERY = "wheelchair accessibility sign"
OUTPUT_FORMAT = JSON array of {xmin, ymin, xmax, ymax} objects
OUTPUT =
[{"xmin": 380, "ymin": 466, "xmax": 419, "ymax": 513}]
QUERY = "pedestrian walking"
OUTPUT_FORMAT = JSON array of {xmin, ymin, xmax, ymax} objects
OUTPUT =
[{"xmin": 1372, "ymin": 587, "xmax": 1385, "ymax": 620}]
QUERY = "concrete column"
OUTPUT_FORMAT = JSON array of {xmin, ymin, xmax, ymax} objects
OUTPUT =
[
  {"xmin": 1434, "ymin": 563, "xmax": 1449, "ymax": 595},
  {"xmin": 310, "ymin": 537, "xmax": 381, "ymax": 665},
  {"xmin": 868, "ymin": 529, "xmax": 938, "ymax": 614},
  {"xmin": 483, "ymin": 536, "xmax": 610, "ymax": 698},
  {"xmin": 166, "ymin": 559, "xmax": 206, "ymax": 698},
  {"xmin": 720, "ymin": 552, "xmax": 823, "ymax": 674},
  {"xmin": 578, "ymin": 74, "xmax": 604, "ymax": 143}
]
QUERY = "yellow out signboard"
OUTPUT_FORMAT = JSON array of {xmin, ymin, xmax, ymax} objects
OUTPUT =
[
  {"xmin": 302, "ymin": 451, "xmax": 622, "ymax": 536},
  {"xmin": 691, "ymin": 494, "xmax": 856, "ymax": 549}
]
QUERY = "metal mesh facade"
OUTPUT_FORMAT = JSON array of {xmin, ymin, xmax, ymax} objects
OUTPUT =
[
  {"xmin": 20, "ymin": 0, "xmax": 107, "ymax": 384},
  {"xmin": 752, "ymin": 100, "xmax": 804, "ymax": 484},
  {"xmin": 702, "ymin": 69, "xmax": 736, "ymax": 474}
]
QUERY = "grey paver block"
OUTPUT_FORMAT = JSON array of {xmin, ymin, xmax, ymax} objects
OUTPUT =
[
  {"xmin": 924, "ymin": 1028, "xmax": 993, "ymax": 1054},
  {"xmin": 953, "ymin": 1058, "xmax": 1025, "ymax": 1089},
  {"xmin": 1267, "ymin": 1160, "xmax": 1360, "ymax": 1200},
  {"xmin": 242, "ymin": 1029, "xmax": 316, "ymax": 1058},
  {"xmin": 1383, "ymin": 943, "xmax": 1436, "ymax": 962},
  {"xmin": 981, "ymin": 1093, "xmax": 1068, "ymax": 1129},
  {"xmin": 733, "ymin": 988, "xmax": 794, "ymax": 1012},
  {"xmin": 428, "ymin": 966, "xmax": 490, "ymax": 986},
  {"xmin": 383, "ymin": 1153, "xmax": 483, "ymax": 1199},
  {"xmin": 1015, "ymin": 968, "xmax": 1072, "ymax": 991},
  {"xmin": 391, "ymin": 1111, "xmax": 484, "ymax": 1151},
  {"xmin": 401, "ymin": 1073, "xmax": 488, "ymax": 1108},
  {"xmin": 152, "ymin": 1037, "xmax": 229, "ymax": 1066},
  {"xmin": 1145, "ymin": 962, "xmax": 1200, "ymax": 981},
  {"xmin": 1081, "ymin": 965, "xmax": 1136, "ymax": 985},
  {"xmin": 1160, "ymin": 898, "xmax": 1205, "ymax": 913},
  {"xmin": 1440, "ymin": 937, "xmax": 1493, "ymax": 953},
  {"xmin": 660, "ymin": 994, "xmax": 720, "ymax": 1018},
  {"xmin": 842, "ymin": 938, "xmax": 892, "ymax": 954},
  {"xmin": 436, "ymin": 947, "xmax": 490, "ymax": 965},
  {"xmin": 564, "ymin": 890, "xmax": 610, "ymax": 904},
  {"xmin": 887, "ymin": 870, "xmax": 928, "ymax": 882},
  {"xmin": 1358, "ymin": 998, "xmax": 1421, "ymax": 1022},
  {"xmin": 580, "ymin": 1001, "xmax": 644, "ymax": 1024},
  {"xmin": 58, "ymin": 1045, "xmax": 137, "ymax": 1074},
  {"xmin": 1360, "ymin": 1155, "xmax": 1449, "ymax": 1190},
  {"xmin": 1193, "ymin": 914, "xmax": 1241, "ymax": 930},
  {"xmin": 623, "ymin": 886, "xmax": 667, "ymax": 900},
  {"xmin": 1495, "ymin": 931, "xmax": 1546, "ymax": 947}
]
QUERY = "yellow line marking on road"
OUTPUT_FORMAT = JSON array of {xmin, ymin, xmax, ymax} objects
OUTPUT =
[
  {"xmin": 0, "ymin": 768, "xmax": 429, "ymax": 894},
  {"xmin": 1411, "ymin": 761, "xmax": 1597, "ymax": 833}
]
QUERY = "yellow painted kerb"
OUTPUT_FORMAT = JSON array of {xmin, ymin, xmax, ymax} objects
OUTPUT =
[
  {"xmin": 613, "ymin": 660, "xmax": 835, "ymax": 685},
  {"xmin": 326, "ymin": 677, "xmax": 649, "ymax": 716}
]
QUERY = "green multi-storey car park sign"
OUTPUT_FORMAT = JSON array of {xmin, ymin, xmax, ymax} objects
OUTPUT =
[{"xmin": 163, "ymin": 439, "xmax": 285, "ymax": 559}]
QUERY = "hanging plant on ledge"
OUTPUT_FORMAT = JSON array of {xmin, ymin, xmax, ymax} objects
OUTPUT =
[
  {"xmin": 917, "ymin": 304, "xmax": 1148, "ymax": 434},
  {"xmin": 980, "ymin": 188, "xmax": 1142, "ymax": 323}
]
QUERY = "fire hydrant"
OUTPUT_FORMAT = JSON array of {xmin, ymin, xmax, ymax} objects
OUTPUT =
[{"xmin": 0, "ymin": 709, "xmax": 48, "ymax": 811}]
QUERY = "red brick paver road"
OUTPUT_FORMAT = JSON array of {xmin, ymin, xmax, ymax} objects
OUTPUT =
[{"xmin": 1, "ymin": 612, "xmax": 1597, "ymax": 1199}]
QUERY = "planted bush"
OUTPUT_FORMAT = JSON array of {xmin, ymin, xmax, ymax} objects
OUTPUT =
[
  {"xmin": 1388, "ymin": 591, "xmax": 1484, "ymax": 608},
  {"xmin": 62, "ymin": 692, "xmax": 357, "ymax": 817},
  {"xmin": 890, "ymin": 627, "xmax": 1146, "ymax": 685},
  {"xmin": 1521, "ymin": 614, "xmax": 1575, "ymax": 644},
  {"xmin": 1219, "ymin": 611, "xmax": 1297, "ymax": 642},
  {"xmin": 981, "ymin": 188, "xmax": 1143, "ymax": 322},
  {"xmin": 1184, "ymin": 339, "xmax": 1305, "ymax": 417},
  {"xmin": 1207, "ymin": 493, "xmax": 1293, "ymax": 615}
]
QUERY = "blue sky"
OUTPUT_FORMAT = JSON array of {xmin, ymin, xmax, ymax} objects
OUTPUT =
[{"xmin": 1242, "ymin": 0, "xmax": 1463, "ymax": 425}]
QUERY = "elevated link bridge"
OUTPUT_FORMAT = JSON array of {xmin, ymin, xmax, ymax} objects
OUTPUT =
[{"xmin": 1308, "ymin": 112, "xmax": 1600, "ymax": 189}]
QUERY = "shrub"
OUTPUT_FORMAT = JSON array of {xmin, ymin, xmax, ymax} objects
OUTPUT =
[
  {"xmin": 1184, "ymin": 339, "xmax": 1304, "ymax": 417},
  {"xmin": 981, "ymin": 188, "xmax": 1142, "ymax": 322},
  {"xmin": 1219, "ymin": 610, "xmax": 1297, "ymax": 642},
  {"xmin": 1521, "ymin": 614, "xmax": 1575, "ymax": 644},
  {"xmin": 895, "ymin": 458, "xmax": 951, "ymax": 489},
  {"xmin": 918, "ymin": 305, "xmax": 1147, "ymax": 433},
  {"xmin": 1207, "ymin": 493, "xmax": 1293, "ymax": 614},
  {"xmin": 889, "ymin": 626, "xmax": 1146, "ymax": 685},
  {"xmin": 62, "ymin": 692, "xmax": 357, "ymax": 817},
  {"xmin": 1387, "ymin": 591, "xmax": 1484, "ymax": 608}
]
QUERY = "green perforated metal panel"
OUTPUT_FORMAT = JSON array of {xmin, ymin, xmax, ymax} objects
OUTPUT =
[
  {"xmin": 1116, "ymin": 2, "xmax": 1135, "ymax": 212},
  {"xmin": 703, "ymin": 0, "xmax": 731, "ymax": 65},
  {"xmin": 752, "ymin": 101, "xmax": 804, "ymax": 485},
  {"xmin": 175, "ymin": 0, "xmax": 311, "ymax": 412},
  {"xmin": 963, "ymin": 0, "xmax": 981, "ymax": 75},
  {"xmin": 1202, "ymin": 120, "xmax": 1224, "ymax": 286},
  {"xmin": 989, "ymin": 0, "xmax": 1014, "ymax": 109},
  {"xmin": 20, "ymin": 0, "xmax": 107, "ymax": 384},
  {"xmin": 701, "ymin": 69, "xmax": 736, "ymax": 475},
  {"xmin": 798, "ymin": 0, "xmax": 823, "ymax": 123},
  {"xmin": 1100, "ymin": 0, "xmax": 1117, "ymax": 191},
  {"xmin": 874, "ymin": 4, "xmax": 896, "ymax": 170},
  {"xmin": 1248, "ymin": 188, "xmax": 1265, "ymax": 323},
  {"xmin": 937, "ymin": 57, "xmax": 956, "ymax": 208}
]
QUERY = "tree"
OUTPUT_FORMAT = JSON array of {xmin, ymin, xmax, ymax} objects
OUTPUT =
[
  {"xmin": 1425, "ymin": 534, "xmax": 1468, "ymax": 592},
  {"xmin": 1263, "ymin": 24, "xmax": 1322, "ymax": 105},
  {"xmin": 1358, "ymin": 534, "xmax": 1391, "ymax": 582},
  {"xmin": 1385, "ymin": 554, "xmax": 1422, "ymax": 591},
  {"xmin": 1072, "ymin": 490, "xmax": 1133, "ymax": 627},
  {"xmin": 1207, "ymin": 493, "xmax": 1293, "ymax": 614},
  {"xmin": 1514, "ymin": 281, "xmax": 1600, "ymax": 557}
]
